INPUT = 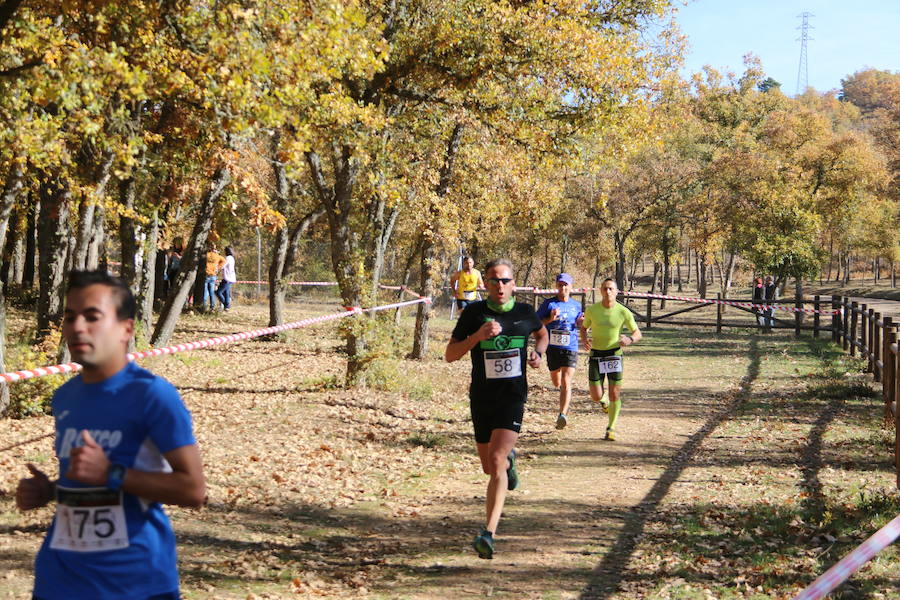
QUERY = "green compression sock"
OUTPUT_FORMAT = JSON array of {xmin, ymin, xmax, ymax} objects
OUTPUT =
[{"xmin": 607, "ymin": 399, "xmax": 622, "ymax": 431}]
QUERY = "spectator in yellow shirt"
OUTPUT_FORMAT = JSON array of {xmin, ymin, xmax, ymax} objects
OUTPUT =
[
  {"xmin": 204, "ymin": 245, "xmax": 225, "ymax": 311},
  {"xmin": 450, "ymin": 256, "xmax": 485, "ymax": 313}
]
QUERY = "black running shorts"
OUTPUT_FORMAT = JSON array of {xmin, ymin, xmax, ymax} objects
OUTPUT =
[
  {"xmin": 546, "ymin": 347, "xmax": 578, "ymax": 371},
  {"xmin": 588, "ymin": 347, "xmax": 624, "ymax": 384},
  {"xmin": 470, "ymin": 400, "xmax": 525, "ymax": 444}
]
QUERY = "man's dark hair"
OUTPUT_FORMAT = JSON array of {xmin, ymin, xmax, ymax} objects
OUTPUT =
[
  {"xmin": 484, "ymin": 258, "xmax": 514, "ymax": 275},
  {"xmin": 224, "ymin": 246, "xmax": 234, "ymax": 257},
  {"xmin": 67, "ymin": 270, "xmax": 136, "ymax": 321},
  {"xmin": 602, "ymin": 277, "xmax": 617, "ymax": 286}
]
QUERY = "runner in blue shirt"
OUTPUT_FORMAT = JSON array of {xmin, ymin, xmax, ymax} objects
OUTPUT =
[
  {"xmin": 16, "ymin": 270, "xmax": 206, "ymax": 600},
  {"xmin": 536, "ymin": 273, "xmax": 584, "ymax": 430}
]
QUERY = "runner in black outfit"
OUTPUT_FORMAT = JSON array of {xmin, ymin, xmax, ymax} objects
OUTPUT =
[{"xmin": 445, "ymin": 258, "xmax": 548, "ymax": 559}]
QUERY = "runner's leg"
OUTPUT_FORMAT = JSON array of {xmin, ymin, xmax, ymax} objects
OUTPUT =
[
  {"xmin": 558, "ymin": 366, "xmax": 574, "ymax": 415},
  {"xmin": 476, "ymin": 428, "xmax": 518, "ymax": 535},
  {"xmin": 607, "ymin": 383, "xmax": 622, "ymax": 431},
  {"xmin": 550, "ymin": 368, "xmax": 561, "ymax": 389}
]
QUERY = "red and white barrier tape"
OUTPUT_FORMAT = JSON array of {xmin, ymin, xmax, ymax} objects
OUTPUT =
[
  {"xmin": 793, "ymin": 514, "xmax": 900, "ymax": 600},
  {"xmin": 0, "ymin": 297, "xmax": 430, "ymax": 384},
  {"xmin": 518, "ymin": 287, "xmax": 838, "ymax": 315},
  {"xmin": 234, "ymin": 280, "xmax": 338, "ymax": 286},
  {"xmin": 379, "ymin": 284, "xmax": 426, "ymax": 299}
]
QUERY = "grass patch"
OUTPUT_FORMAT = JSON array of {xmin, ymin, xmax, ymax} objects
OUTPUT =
[{"xmin": 406, "ymin": 432, "xmax": 448, "ymax": 448}]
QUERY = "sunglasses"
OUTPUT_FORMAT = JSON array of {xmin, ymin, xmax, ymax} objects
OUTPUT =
[{"xmin": 487, "ymin": 277, "xmax": 514, "ymax": 285}]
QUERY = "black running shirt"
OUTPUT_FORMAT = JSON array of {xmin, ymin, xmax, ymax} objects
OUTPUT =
[{"xmin": 451, "ymin": 301, "xmax": 542, "ymax": 404}]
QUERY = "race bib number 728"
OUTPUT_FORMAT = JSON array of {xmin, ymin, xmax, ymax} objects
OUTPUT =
[{"xmin": 50, "ymin": 486, "xmax": 129, "ymax": 552}]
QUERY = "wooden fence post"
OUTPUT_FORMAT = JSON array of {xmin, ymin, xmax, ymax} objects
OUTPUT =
[
  {"xmin": 794, "ymin": 290, "xmax": 802, "ymax": 337},
  {"xmin": 832, "ymin": 295, "xmax": 841, "ymax": 343},
  {"xmin": 813, "ymin": 295, "xmax": 820, "ymax": 338},
  {"xmin": 850, "ymin": 301, "xmax": 858, "ymax": 356},
  {"xmin": 872, "ymin": 313, "xmax": 884, "ymax": 383},
  {"xmin": 884, "ymin": 318, "xmax": 895, "ymax": 423},
  {"xmin": 869, "ymin": 309, "xmax": 877, "ymax": 378},
  {"xmin": 861, "ymin": 304, "xmax": 869, "ymax": 369},
  {"xmin": 842, "ymin": 297, "xmax": 850, "ymax": 350},
  {"xmin": 645, "ymin": 296, "xmax": 652, "ymax": 329},
  {"xmin": 716, "ymin": 292, "xmax": 722, "ymax": 334}
]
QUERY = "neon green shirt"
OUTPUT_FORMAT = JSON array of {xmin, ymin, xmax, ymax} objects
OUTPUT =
[{"xmin": 582, "ymin": 301, "xmax": 638, "ymax": 351}]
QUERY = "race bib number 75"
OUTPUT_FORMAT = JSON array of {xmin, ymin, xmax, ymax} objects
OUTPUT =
[
  {"xmin": 50, "ymin": 486, "xmax": 129, "ymax": 552},
  {"xmin": 484, "ymin": 349, "xmax": 522, "ymax": 379}
]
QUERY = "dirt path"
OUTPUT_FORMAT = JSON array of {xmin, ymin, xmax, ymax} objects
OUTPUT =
[{"xmin": 1, "ymin": 305, "xmax": 896, "ymax": 599}]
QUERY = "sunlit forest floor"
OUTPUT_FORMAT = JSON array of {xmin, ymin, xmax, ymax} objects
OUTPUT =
[{"xmin": 1, "ymin": 297, "xmax": 898, "ymax": 599}]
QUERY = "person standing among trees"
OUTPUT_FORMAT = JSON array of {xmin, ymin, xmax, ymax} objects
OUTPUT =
[
  {"xmin": 16, "ymin": 270, "xmax": 206, "ymax": 600},
  {"xmin": 763, "ymin": 275, "xmax": 777, "ymax": 331},
  {"xmin": 536, "ymin": 273, "xmax": 583, "ymax": 430},
  {"xmin": 204, "ymin": 244, "xmax": 225, "ymax": 311},
  {"xmin": 752, "ymin": 276, "xmax": 765, "ymax": 328},
  {"xmin": 445, "ymin": 258, "xmax": 548, "ymax": 559},
  {"xmin": 449, "ymin": 256, "xmax": 485, "ymax": 314},
  {"xmin": 215, "ymin": 246, "xmax": 237, "ymax": 311},
  {"xmin": 578, "ymin": 277, "xmax": 642, "ymax": 441},
  {"xmin": 164, "ymin": 238, "xmax": 183, "ymax": 298}
]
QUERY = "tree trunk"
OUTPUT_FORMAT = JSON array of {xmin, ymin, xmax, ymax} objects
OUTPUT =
[
  {"xmin": 118, "ymin": 177, "xmax": 139, "ymax": 288},
  {"xmin": 394, "ymin": 234, "xmax": 424, "ymax": 325},
  {"xmin": 306, "ymin": 147, "xmax": 368, "ymax": 384},
  {"xmin": 10, "ymin": 214, "xmax": 24, "ymax": 286},
  {"xmin": 136, "ymin": 209, "xmax": 159, "ymax": 341},
  {"xmin": 613, "ymin": 231, "xmax": 626, "ymax": 291},
  {"xmin": 36, "ymin": 180, "xmax": 70, "ymax": 341},
  {"xmin": 411, "ymin": 123, "xmax": 463, "ymax": 360},
  {"xmin": 0, "ymin": 160, "xmax": 24, "ymax": 413},
  {"xmin": 649, "ymin": 262, "xmax": 659, "ymax": 294},
  {"xmin": 151, "ymin": 167, "xmax": 230, "ymax": 346},
  {"xmin": 698, "ymin": 253, "xmax": 708, "ymax": 299},
  {"xmin": 85, "ymin": 203, "xmax": 105, "ymax": 271},
  {"xmin": 560, "ymin": 234, "xmax": 570, "ymax": 273},
  {"xmin": 23, "ymin": 195, "xmax": 36, "ymax": 289},
  {"xmin": 592, "ymin": 254, "xmax": 602, "ymax": 303},
  {"xmin": 676, "ymin": 258, "xmax": 683, "ymax": 292},
  {"xmin": 724, "ymin": 252, "xmax": 736, "ymax": 298},
  {"xmin": 73, "ymin": 154, "xmax": 114, "ymax": 271},
  {"xmin": 268, "ymin": 206, "xmax": 325, "ymax": 327}
]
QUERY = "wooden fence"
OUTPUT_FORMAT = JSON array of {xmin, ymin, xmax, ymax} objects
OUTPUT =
[
  {"xmin": 833, "ymin": 296, "xmax": 899, "ymax": 489},
  {"xmin": 519, "ymin": 290, "xmax": 900, "ymax": 489}
]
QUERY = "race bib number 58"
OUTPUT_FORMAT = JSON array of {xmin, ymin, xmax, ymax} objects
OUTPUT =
[
  {"xmin": 484, "ymin": 349, "xmax": 522, "ymax": 379},
  {"xmin": 50, "ymin": 486, "xmax": 129, "ymax": 552}
]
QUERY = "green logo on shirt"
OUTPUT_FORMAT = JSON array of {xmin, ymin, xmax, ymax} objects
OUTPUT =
[{"xmin": 480, "ymin": 335, "xmax": 525, "ymax": 350}]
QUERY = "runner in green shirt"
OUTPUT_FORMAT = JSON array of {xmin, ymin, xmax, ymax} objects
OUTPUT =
[{"xmin": 577, "ymin": 278, "xmax": 642, "ymax": 441}]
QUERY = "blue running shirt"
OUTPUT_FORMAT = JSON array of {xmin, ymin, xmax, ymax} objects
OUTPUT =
[
  {"xmin": 34, "ymin": 361, "xmax": 196, "ymax": 600},
  {"xmin": 536, "ymin": 297, "xmax": 583, "ymax": 351}
]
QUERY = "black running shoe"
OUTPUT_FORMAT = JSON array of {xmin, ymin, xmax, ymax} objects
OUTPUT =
[
  {"xmin": 472, "ymin": 529, "xmax": 494, "ymax": 559},
  {"xmin": 506, "ymin": 449, "xmax": 519, "ymax": 491}
]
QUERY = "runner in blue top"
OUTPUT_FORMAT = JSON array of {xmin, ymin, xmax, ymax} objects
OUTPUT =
[
  {"xmin": 16, "ymin": 270, "xmax": 206, "ymax": 600},
  {"xmin": 536, "ymin": 273, "xmax": 583, "ymax": 430}
]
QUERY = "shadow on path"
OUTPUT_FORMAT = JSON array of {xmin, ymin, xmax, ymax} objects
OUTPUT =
[{"xmin": 579, "ymin": 336, "xmax": 762, "ymax": 600}]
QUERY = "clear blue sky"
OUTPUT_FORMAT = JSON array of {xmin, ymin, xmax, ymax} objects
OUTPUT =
[{"xmin": 672, "ymin": 0, "xmax": 900, "ymax": 94}]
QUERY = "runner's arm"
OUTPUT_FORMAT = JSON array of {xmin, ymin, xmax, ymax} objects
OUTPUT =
[
  {"xmin": 67, "ymin": 430, "xmax": 206, "ymax": 507},
  {"xmin": 620, "ymin": 326, "xmax": 642, "ymax": 347},
  {"xmin": 528, "ymin": 326, "xmax": 549, "ymax": 367},
  {"xmin": 15, "ymin": 464, "xmax": 56, "ymax": 511},
  {"xmin": 449, "ymin": 271, "xmax": 460, "ymax": 293},
  {"xmin": 445, "ymin": 321, "xmax": 500, "ymax": 362},
  {"xmin": 117, "ymin": 444, "xmax": 206, "ymax": 508}
]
